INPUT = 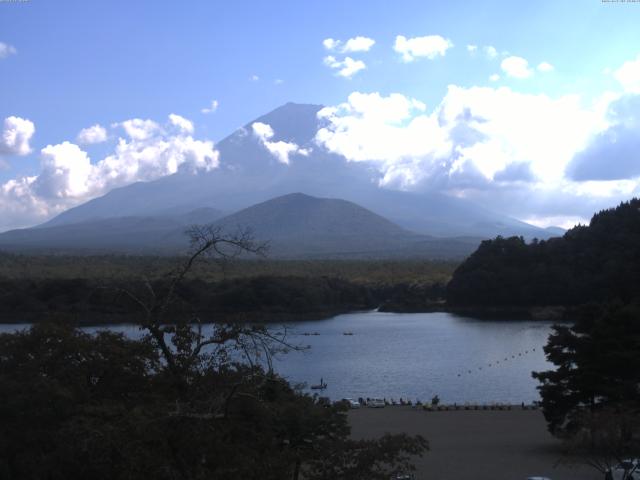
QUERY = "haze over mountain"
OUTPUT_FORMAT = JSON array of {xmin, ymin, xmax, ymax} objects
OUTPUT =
[
  {"xmin": 39, "ymin": 103, "xmax": 558, "ymax": 240},
  {"xmin": 0, "ymin": 193, "xmax": 481, "ymax": 258},
  {"xmin": 0, "ymin": 208, "xmax": 224, "ymax": 254}
]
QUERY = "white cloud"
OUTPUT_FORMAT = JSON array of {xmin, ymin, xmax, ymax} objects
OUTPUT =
[
  {"xmin": 35, "ymin": 142, "xmax": 93, "ymax": 198},
  {"xmin": 489, "ymin": 74, "xmax": 500, "ymax": 82},
  {"xmin": 323, "ymin": 38, "xmax": 341, "ymax": 51},
  {"xmin": 251, "ymin": 121, "xmax": 274, "ymax": 140},
  {"xmin": 201, "ymin": 100, "xmax": 219, "ymax": 114},
  {"xmin": 537, "ymin": 62, "xmax": 554, "ymax": 72},
  {"xmin": 0, "ymin": 42, "xmax": 17, "ymax": 59},
  {"xmin": 316, "ymin": 88, "xmax": 608, "ymax": 191},
  {"xmin": 274, "ymin": 79, "xmax": 284, "ymax": 85},
  {"xmin": 484, "ymin": 46, "xmax": 498, "ymax": 59},
  {"xmin": 168, "ymin": 113, "xmax": 194, "ymax": 134},
  {"xmin": 467, "ymin": 44, "xmax": 478, "ymax": 53},
  {"xmin": 614, "ymin": 54, "xmax": 640, "ymax": 93},
  {"xmin": 323, "ymin": 36, "xmax": 375, "ymax": 53},
  {"xmin": 316, "ymin": 88, "xmax": 638, "ymax": 226},
  {"xmin": 323, "ymin": 55, "xmax": 366, "ymax": 78},
  {"xmin": 77, "ymin": 124, "xmax": 107, "ymax": 145},
  {"xmin": 251, "ymin": 122, "xmax": 309, "ymax": 165},
  {"xmin": 394, "ymin": 35, "xmax": 453, "ymax": 62},
  {"xmin": 117, "ymin": 118, "xmax": 161, "ymax": 141},
  {"xmin": 342, "ymin": 36, "xmax": 375, "ymax": 53},
  {"xmin": 501, "ymin": 56, "xmax": 533, "ymax": 79},
  {"xmin": 251, "ymin": 74, "xmax": 260, "ymax": 81},
  {"xmin": 0, "ymin": 115, "xmax": 218, "ymax": 230},
  {"xmin": 0, "ymin": 116, "xmax": 35, "ymax": 156}
]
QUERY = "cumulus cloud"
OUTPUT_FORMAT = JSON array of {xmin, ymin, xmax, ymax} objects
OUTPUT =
[
  {"xmin": 615, "ymin": 54, "xmax": 640, "ymax": 93},
  {"xmin": 77, "ymin": 124, "xmax": 107, "ymax": 145},
  {"xmin": 489, "ymin": 74, "xmax": 500, "ymax": 82},
  {"xmin": 316, "ymin": 88, "xmax": 610, "ymax": 197},
  {"xmin": 0, "ymin": 114, "xmax": 218, "ymax": 230},
  {"xmin": 313, "ymin": 86, "xmax": 640, "ymax": 226},
  {"xmin": 501, "ymin": 56, "xmax": 533, "ymax": 79},
  {"xmin": 117, "ymin": 118, "xmax": 161, "ymax": 141},
  {"xmin": 323, "ymin": 55, "xmax": 366, "ymax": 78},
  {"xmin": 168, "ymin": 113, "xmax": 194, "ymax": 134},
  {"xmin": 251, "ymin": 122, "xmax": 311, "ymax": 165},
  {"xmin": 323, "ymin": 36, "xmax": 375, "ymax": 53},
  {"xmin": 0, "ymin": 116, "xmax": 35, "ymax": 156},
  {"xmin": 251, "ymin": 74, "xmax": 260, "ymax": 81},
  {"xmin": 34, "ymin": 142, "xmax": 93, "ymax": 199},
  {"xmin": 537, "ymin": 62, "xmax": 554, "ymax": 72},
  {"xmin": 343, "ymin": 36, "xmax": 375, "ymax": 53},
  {"xmin": 0, "ymin": 42, "xmax": 17, "ymax": 59},
  {"xmin": 394, "ymin": 35, "xmax": 453, "ymax": 62},
  {"xmin": 201, "ymin": 100, "xmax": 219, "ymax": 114},
  {"xmin": 323, "ymin": 38, "xmax": 341, "ymax": 51},
  {"xmin": 567, "ymin": 94, "xmax": 640, "ymax": 181},
  {"xmin": 467, "ymin": 44, "xmax": 478, "ymax": 53}
]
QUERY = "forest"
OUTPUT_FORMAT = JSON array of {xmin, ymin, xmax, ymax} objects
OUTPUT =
[
  {"xmin": 0, "ymin": 255, "xmax": 452, "ymax": 324},
  {"xmin": 446, "ymin": 199, "xmax": 640, "ymax": 308}
]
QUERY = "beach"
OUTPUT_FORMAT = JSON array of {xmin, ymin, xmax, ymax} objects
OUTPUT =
[{"xmin": 349, "ymin": 406, "xmax": 601, "ymax": 480}]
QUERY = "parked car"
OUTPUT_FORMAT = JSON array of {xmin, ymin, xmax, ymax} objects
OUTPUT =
[
  {"xmin": 343, "ymin": 398, "xmax": 360, "ymax": 409},
  {"xmin": 367, "ymin": 398, "xmax": 385, "ymax": 408}
]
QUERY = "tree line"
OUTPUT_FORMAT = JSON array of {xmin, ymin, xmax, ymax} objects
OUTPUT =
[{"xmin": 447, "ymin": 199, "xmax": 640, "ymax": 307}]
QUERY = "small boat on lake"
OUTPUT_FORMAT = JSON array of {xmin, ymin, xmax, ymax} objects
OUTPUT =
[
  {"xmin": 343, "ymin": 331, "xmax": 354, "ymax": 336},
  {"xmin": 310, "ymin": 378, "xmax": 327, "ymax": 390}
]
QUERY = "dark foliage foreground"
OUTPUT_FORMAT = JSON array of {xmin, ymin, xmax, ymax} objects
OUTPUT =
[
  {"xmin": 0, "ymin": 321, "xmax": 427, "ymax": 480},
  {"xmin": 533, "ymin": 303, "xmax": 640, "ymax": 475}
]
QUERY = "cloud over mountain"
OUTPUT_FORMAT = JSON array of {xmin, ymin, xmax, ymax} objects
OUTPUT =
[
  {"xmin": 567, "ymin": 94, "xmax": 640, "ymax": 181},
  {"xmin": 316, "ymin": 87, "xmax": 604, "ymax": 190},
  {"xmin": 252, "ymin": 122, "xmax": 310, "ymax": 165},
  {"xmin": 0, "ymin": 115, "xmax": 218, "ymax": 230}
]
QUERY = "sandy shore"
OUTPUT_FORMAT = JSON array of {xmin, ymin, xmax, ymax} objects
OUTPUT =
[{"xmin": 349, "ymin": 406, "xmax": 601, "ymax": 480}]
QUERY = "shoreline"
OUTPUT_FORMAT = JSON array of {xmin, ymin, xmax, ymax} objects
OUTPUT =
[{"xmin": 0, "ymin": 304, "xmax": 574, "ymax": 326}]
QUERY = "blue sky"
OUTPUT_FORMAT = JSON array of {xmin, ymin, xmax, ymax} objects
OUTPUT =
[{"xmin": 1, "ymin": 0, "xmax": 640, "ymax": 230}]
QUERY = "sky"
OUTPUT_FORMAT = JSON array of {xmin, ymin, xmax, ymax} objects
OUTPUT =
[{"xmin": 1, "ymin": 0, "xmax": 640, "ymax": 231}]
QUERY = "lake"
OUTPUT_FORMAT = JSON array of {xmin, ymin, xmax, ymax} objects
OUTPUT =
[{"xmin": 0, "ymin": 311, "xmax": 556, "ymax": 404}]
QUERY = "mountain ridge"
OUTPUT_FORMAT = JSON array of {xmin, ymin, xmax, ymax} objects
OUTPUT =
[
  {"xmin": 38, "ymin": 102, "xmax": 556, "ymax": 241},
  {"xmin": 0, "ymin": 193, "xmax": 482, "ymax": 259}
]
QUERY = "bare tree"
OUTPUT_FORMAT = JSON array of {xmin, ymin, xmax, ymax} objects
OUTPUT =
[{"xmin": 115, "ymin": 225, "xmax": 297, "ymax": 379}]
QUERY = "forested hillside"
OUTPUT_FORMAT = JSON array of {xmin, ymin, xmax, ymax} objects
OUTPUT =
[{"xmin": 446, "ymin": 199, "xmax": 640, "ymax": 307}]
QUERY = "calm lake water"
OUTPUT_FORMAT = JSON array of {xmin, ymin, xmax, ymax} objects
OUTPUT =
[{"xmin": 0, "ymin": 311, "xmax": 556, "ymax": 404}]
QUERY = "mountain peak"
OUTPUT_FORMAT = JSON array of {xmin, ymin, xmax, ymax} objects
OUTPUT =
[
  {"xmin": 216, "ymin": 192, "xmax": 409, "ymax": 240},
  {"xmin": 249, "ymin": 103, "xmax": 323, "ymax": 144}
]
